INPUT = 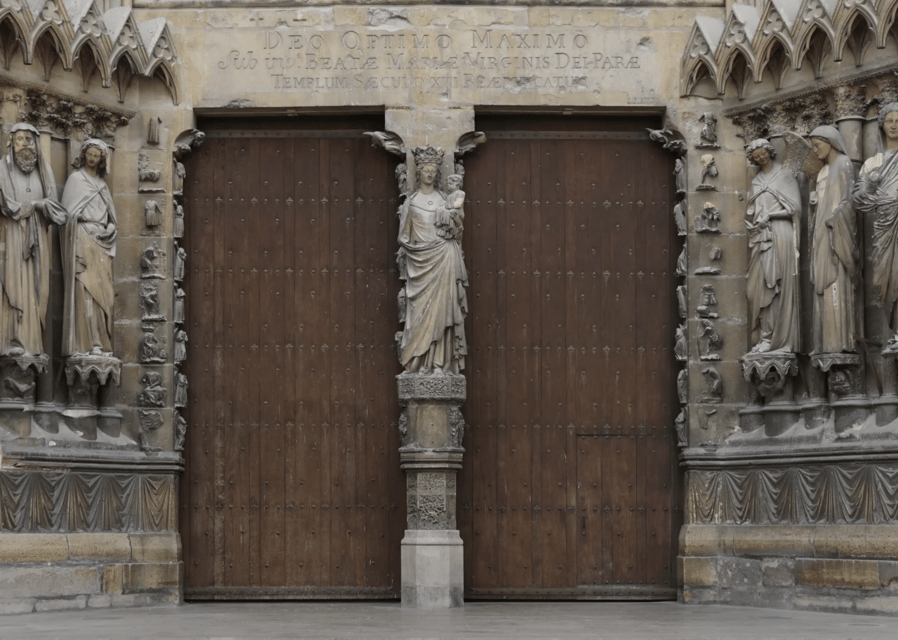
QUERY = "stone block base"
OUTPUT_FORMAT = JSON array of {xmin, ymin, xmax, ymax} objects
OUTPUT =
[
  {"xmin": 0, "ymin": 532, "xmax": 182, "ymax": 615},
  {"xmin": 679, "ymin": 524, "xmax": 898, "ymax": 616},
  {"xmin": 401, "ymin": 529, "xmax": 463, "ymax": 608}
]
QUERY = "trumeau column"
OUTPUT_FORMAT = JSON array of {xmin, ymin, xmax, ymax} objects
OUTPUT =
[{"xmin": 368, "ymin": 111, "xmax": 483, "ymax": 608}]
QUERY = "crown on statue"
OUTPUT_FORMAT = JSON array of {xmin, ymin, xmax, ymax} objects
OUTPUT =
[{"xmin": 412, "ymin": 145, "xmax": 444, "ymax": 167}]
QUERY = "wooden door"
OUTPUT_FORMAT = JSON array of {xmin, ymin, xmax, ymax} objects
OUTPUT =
[
  {"xmin": 180, "ymin": 117, "xmax": 405, "ymax": 599},
  {"xmin": 459, "ymin": 115, "xmax": 681, "ymax": 599}
]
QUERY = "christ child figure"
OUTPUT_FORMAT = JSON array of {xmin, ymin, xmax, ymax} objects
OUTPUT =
[{"xmin": 435, "ymin": 173, "xmax": 465, "ymax": 240}]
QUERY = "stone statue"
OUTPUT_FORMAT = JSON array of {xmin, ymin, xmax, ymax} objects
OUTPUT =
[
  {"xmin": 674, "ymin": 157, "xmax": 686, "ymax": 194},
  {"xmin": 697, "ymin": 154, "xmax": 718, "ymax": 190},
  {"xmin": 139, "ymin": 326, "xmax": 166, "ymax": 364},
  {"xmin": 673, "ymin": 201, "xmax": 687, "ymax": 236},
  {"xmin": 137, "ymin": 371, "xmax": 166, "ymax": 407},
  {"xmin": 174, "ymin": 244, "xmax": 186, "ymax": 281},
  {"xmin": 697, "ymin": 112, "xmax": 719, "ymax": 148},
  {"xmin": 675, "ymin": 323, "xmax": 687, "ymax": 361},
  {"xmin": 695, "ymin": 202, "xmax": 720, "ymax": 233},
  {"xmin": 700, "ymin": 367, "xmax": 723, "ymax": 403},
  {"xmin": 855, "ymin": 103, "xmax": 898, "ymax": 351},
  {"xmin": 140, "ymin": 244, "xmax": 162, "ymax": 279},
  {"xmin": 745, "ymin": 139, "xmax": 801, "ymax": 354},
  {"xmin": 60, "ymin": 139, "xmax": 117, "ymax": 357},
  {"xmin": 173, "ymin": 202, "xmax": 184, "ymax": 238},
  {"xmin": 175, "ymin": 372, "xmax": 188, "ymax": 407},
  {"xmin": 174, "ymin": 328, "xmax": 187, "ymax": 364},
  {"xmin": 808, "ymin": 126, "xmax": 858, "ymax": 354},
  {"xmin": 145, "ymin": 199, "xmax": 162, "ymax": 228},
  {"xmin": 139, "ymin": 281, "xmax": 162, "ymax": 321},
  {"xmin": 174, "ymin": 287, "xmax": 185, "ymax": 324},
  {"xmin": 396, "ymin": 146, "xmax": 469, "ymax": 375},
  {"xmin": 0, "ymin": 123, "xmax": 67, "ymax": 356}
]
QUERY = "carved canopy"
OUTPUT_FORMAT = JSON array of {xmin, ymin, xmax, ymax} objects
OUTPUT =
[
  {"xmin": 0, "ymin": 0, "xmax": 179, "ymax": 103},
  {"xmin": 681, "ymin": 0, "xmax": 898, "ymax": 98}
]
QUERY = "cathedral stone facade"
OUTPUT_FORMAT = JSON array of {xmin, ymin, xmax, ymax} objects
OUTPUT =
[{"xmin": 0, "ymin": 0, "xmax": 895, "ymax": 617}]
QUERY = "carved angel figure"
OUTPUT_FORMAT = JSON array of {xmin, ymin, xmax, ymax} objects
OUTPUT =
[
  {"xmin": 808, "ymin": 126, "xmax": 858, "ymax": 354},
  {"xmin": 745, "ymin": 139, "xmax": 801, "ymax": 354},
  {"xmin": 855, "ymin": 103, "xmax": 898, "ymax": 351},
  {"xmin": 396, "ymin": 147, "xmax": 468, "ymax": 374},
  {"xmin": 60, "ymin": 139, "xmax": 117, "ymax": 357}
]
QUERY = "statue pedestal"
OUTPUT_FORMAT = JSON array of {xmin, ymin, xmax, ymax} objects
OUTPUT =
[
  {"xmin": 740, "ymin": 352, "xmax": 799, "ymax": 436},
  {"xmin": 401, "ymin": 530, "xmax": 464, "ymax": 608},
  {"xmin": 877, "ymin": 353, "xmax": 898, "ymax": 426},
  {"xmin": 63, "ymin": 355, "xmax": 122, "ymax": 439},
  {"xmin": 397, "ymin": 373, "xmax": 466, "ymax": 609},
  {"xmin": 0, "ymin": 354, "xmax": 48, "ymax": 437},
  {"xmin": 812, "ymin": 353, "xmax": 868, "ymax": 432}
]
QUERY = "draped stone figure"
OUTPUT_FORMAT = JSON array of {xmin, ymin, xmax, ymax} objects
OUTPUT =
[
  {"xmin": 396, "ymin": 146, "xmax": 469, "ymax": 374},
  {"xmin": 855, "ymin": 103, "xmax": 898, "ymax": 351},
  {"xmin": 0, "ymin": 123, "xmax": 67, "ymax": 356},
  {"xmin": 744, "ymin": 139, "xmax": 801, "ymax": 354},
  {"xmin": 61, "ymin": 139, "xmax": 117, "ymax": 356},
  {"xmin": 808, "ymin": 126, "xmax": 858, "ymax": 354}
]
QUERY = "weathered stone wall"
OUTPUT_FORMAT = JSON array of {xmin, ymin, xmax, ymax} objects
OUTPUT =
[
  {"xmin": 0, "ymin": 533, "xmax": 181, "ymax": 614},
  {"xmin": 681, "ymin": 525, "xmax": 898, "ymax": 615}
]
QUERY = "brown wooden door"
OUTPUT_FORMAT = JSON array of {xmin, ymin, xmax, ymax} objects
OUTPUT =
[
  {"xmin": 459, "ymin": 115, "xmax": 681, "ymax": 599},
  {"xmin": 180, "ymin": 117, "xmax": 405, "ymax": 599}
]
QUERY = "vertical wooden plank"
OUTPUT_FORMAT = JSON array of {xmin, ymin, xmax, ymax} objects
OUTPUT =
[
  {"xmin": 361, "ymin": 138, "xmax": 389, "ymax": 589},
  {"xmin": 469, "ymin": 138, "xmax": 499, "ymax": 589},
  {"xmin": 611, "ymin": 434, "xmax": 638, "ymax": 584},
  {"xmin": 296, "ymin": 134, "xmax": 324, "ymax": 586},
  {"xmin": 539, "ymin": 138, "xmax": 569, "ymax": 589},
  {"xmin": 503, "ymin": 138, "xmax": 532, "ymax": 588},
  {"xmin": 258, "ymin": 137, "xmax": 287, "ymax": 586},
  {"xmin": 643, "ymin": 141, "xmax": 678, "ymax": 588},
  {"xmin": 327, "ymin": 137, "xmax": 355, "ymax": 587},
  {"xmin": 282, "ymin": 137, "xmax": 299, "ymax": 588},
  {"xmin": 528, "ymin": 138, "xmax": 544, "ymax": 589},
  {"xmin": 211, "ymin": 137, "xmax": 227, "ymax": 589},
  {"xmin": 183, "ymin": 139, "xmax": 216, "ymax": 588}
]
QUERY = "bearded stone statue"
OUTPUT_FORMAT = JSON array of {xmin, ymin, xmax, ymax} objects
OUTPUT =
[{"xmin": 0, "ymin": 123, "xmax": 67, "ymax": 357}]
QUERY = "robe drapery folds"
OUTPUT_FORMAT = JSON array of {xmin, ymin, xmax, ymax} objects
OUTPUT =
[
  {"xmin": 856, "ymin": 149, "xmax": 898, "ymax": 320},
  {"xmin": 811, "ymin": 154, "xmax": 858, "ymax": 353},
  {"xmin": 745, "ymin": 163, "xmax": 802, "ymax": 352},
  {"xmin": 60, "ymin": 168, "xmax": 117, "ymax": 356},
  {"xmin": 397, "ymin": 191, "xmax": 468, "ymax": 374},
  {"xmin": 0, "ymin": 143, "xmax": 66, "ymax": 356}
]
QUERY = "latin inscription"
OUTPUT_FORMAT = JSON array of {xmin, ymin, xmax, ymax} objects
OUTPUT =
[{"xmin": 215, "ymin": 28, "xmax": 646, "ymax": 94}]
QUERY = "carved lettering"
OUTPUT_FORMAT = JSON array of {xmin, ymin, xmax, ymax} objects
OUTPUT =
[{"xmin": 216, "ymin": 29, "xmax": 648, "ymax": 97}]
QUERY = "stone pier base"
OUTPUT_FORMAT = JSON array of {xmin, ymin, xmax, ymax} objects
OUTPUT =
[{"xmin": 401, "ymin": 529, "xmax": 464, "ymax": 608}]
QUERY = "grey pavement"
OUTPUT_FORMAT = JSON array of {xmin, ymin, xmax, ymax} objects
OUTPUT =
[{"xmin": 2, "ymin": 601, "xmax": 897, "ymax": 640}]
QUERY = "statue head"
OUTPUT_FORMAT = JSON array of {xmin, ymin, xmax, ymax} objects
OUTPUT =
[
  {"xmin": 746, "ymin": 138, "xmax": 776, "ymax": 166},
  {"xmin": 412, "ymin": 146, "xmax": 444, "ymax": 189},
  {"xmin": 809, "ymin": 125, "xmax": 847, "ymax": 162},
  {"xmin": 72, "ymin": 139, "xmax": 109, "ymax": 178},
  {"xmin": 446, "ymin": 173, "xmax": 463, "ymax": 191},
  {"xmin": 8, "ymin": 123, "xmax": 40, "ymax": 174},
  {"xmin": 879, "ymin": 102, "xmax": 898, "ymax": 129}
]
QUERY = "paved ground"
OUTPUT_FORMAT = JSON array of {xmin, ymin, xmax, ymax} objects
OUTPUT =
[{"xmin": 2, "ymin": 601, "xmax": 897, "ymax": 640}]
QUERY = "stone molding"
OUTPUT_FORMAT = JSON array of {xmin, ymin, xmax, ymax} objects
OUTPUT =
[
  {"xmin": 686, "ymin": 462, "xmax": 898, "ymax": 525},
  {"xmin": 0, "ymin": 470, "xmax": 177, "ymax": 533}
]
